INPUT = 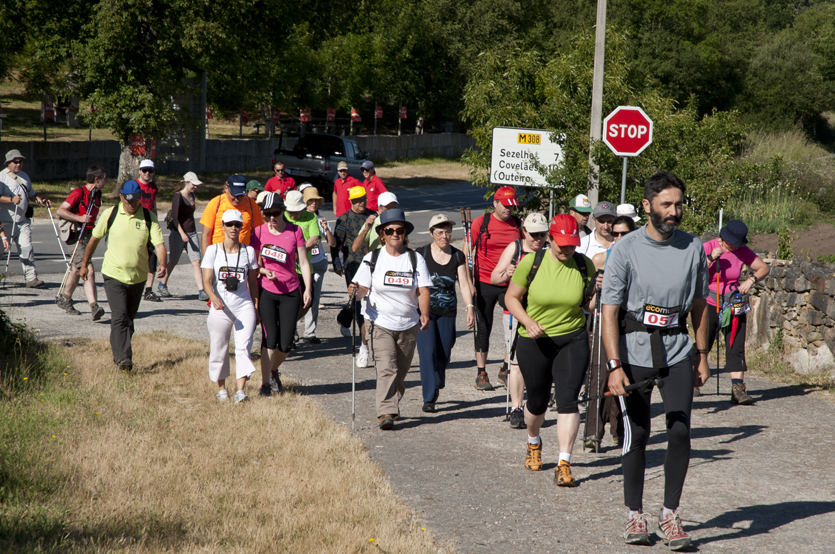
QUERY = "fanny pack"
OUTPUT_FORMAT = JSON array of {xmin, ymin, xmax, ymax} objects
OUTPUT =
[{"xmin": 619, "ymin": 305, "xmax": 688, "ymax": 369}]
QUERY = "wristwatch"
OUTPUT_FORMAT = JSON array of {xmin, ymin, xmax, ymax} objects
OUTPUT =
[{"xmin": 607, "ymin": 359, "xmax": 622, "ymax": 371}]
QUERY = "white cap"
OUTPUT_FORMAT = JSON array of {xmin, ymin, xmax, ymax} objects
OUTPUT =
[
  {"xmin": 617, "ymin": 203, "xmax": 640, "ymax": 222},
  {"xmin": 256, "ymin": 190, "xmax": 271, "ymax": 206},
  {"xmin": 523, "ymin": 212, "xmax": 549, "ymax": 233},
  {"xmin": 139, "ymin": 159, "xmax": 155, "ymax": 169},
  {"xmin": 221, "ymin": 209, "xmax": 243, "ymax": 224},
  {"xmin": 377, "ymin": 192, "xmax": 398, "ymax": 208},
  {"xmin": 285, "ymin": 190, "xmax": 306, "ymax": 211},
  {"xmin": 298, "ymin": 183, "xmax": 313, "ymax": 192},
  {"xmin": 183, "ymin": 171, "xmax": 202, "ymax": 185}
]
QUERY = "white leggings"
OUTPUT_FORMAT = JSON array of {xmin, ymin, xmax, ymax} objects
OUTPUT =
[{"xmin": 207, "ymin": 303, "xmax": 258, "ymax": 383}]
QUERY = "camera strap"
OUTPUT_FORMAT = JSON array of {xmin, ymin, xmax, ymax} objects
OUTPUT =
[{"xmin": 222, "ymin": 242, "xmax": 242, "ymax": 274}]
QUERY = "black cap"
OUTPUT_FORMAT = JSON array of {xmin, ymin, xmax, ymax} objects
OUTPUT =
[{"xmin": 720, "ymin": 220, "xmax": 749, "ymax": 247}]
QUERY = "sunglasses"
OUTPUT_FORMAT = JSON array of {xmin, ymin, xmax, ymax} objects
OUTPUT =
[
  {"xmin": 224, "ymin": 221, "xmax": 243, "ymax": 228},
  {"xmin": 338, "ymin": 169, "xmax": 348, "ymax": 173},
  {"xmin": 263, "ymin": 210, "xmax": 284, "ymax": 218},
  {"xmin": 140, "ymin": 168, "xmax": 155, "ymax": 174},
  {"xmin": 275, "ymin": 168, "xmax": 285, "ymax": 173},
  {"xmin": 527, "ymin": 231, "xmax": 547, "ymax": 239},
  {"xmin": 383, "ymin": 226, "xmax": 406, "ymax": 236},
  {"xmin": 611, "ymin": 231, "xmax": 631, "ymax": 237},
  {"xmin": 10, "ymin": 160, "xmax": 23, "ymax": 165}
]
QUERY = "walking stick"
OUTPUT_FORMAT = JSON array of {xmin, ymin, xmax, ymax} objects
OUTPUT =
[
  {"xmin": 3, "ymin": 204, "xmax": 20, "ymax": 288},
  {"xmin": 349, "ymin": 286, "xmax": 358, "ymax": 432},
  {"xmin": 57, "ymin": 198, "xmax": 98, "ymax": 298},
  {"xmin": 716, "ymin": 259, "xmax": 721, "ymax": 396},
  {"xmin": 583, "ymin": 291, "xmax": 601, "ymax": 452},
  {"xmin": 564, "ymin": 378, "xmax": 665, "ymax": 409},
  {"xmin": 47, "ymin": 207, "xmax": 69, "ymax": 265},
  {"xmin": 463, "ymin": 207, "xmax": 481, "ymax": 367}
]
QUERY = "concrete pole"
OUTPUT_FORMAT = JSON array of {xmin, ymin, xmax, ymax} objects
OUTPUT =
[
  {"xmin": 200, "ymin": 70, "xmax": 207, "ymax": 171},
  {"xmin": 587, "ymin": 0, "xmax": 607, "ymax": 206}
]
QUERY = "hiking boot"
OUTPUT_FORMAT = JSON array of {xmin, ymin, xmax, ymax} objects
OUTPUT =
[
  {"xmin": 378, "ymin": 415, "xmax": 395, "ymax": 430},
  {"xmin": 475, "ymin": 371, "xmax": 493, "ymax": 391},
  {"xmin": 56, "ymin": 296, "xmax": 80, "ymax": 315},
  {"xmin": 198, "ymin": 289, "xmax": 210, "ymax": 301},
  {"xmin": 233, "ymin": 390, "xmax": 249, "ymax": 404},
  {"xmin": 116, "ymin": 359, "xmax": 133, "ymax": 371},
  {"xmin": 731, "ymin": 382, "xmax": 754, "ymax": 405},
  {"xmin": 157, "ymin": 283, "xmax": 172, "ymax": 297},
  {"xmin": 26, "ymin": 278, "xmax": 45, "ymax": 288},
  {"xmin": 357, "ymin": 345, "xmax": 369, "ymax": 368},
  {"xmin": 554, "ymin": 460, "xmax": 576, "ymax": 487},
  {"xmin": 497, "ymin": 364, "xmax": 509, "ymax": 386},
  {"xmin": 302, "ymin": 336, "xmax": 322, "ymax": 344},
  {"xmin": 525, "ymin": 439, "xmax": 543, "ymax": 471},
  {"xmin": 509, "ymin": 407, "xmax": 527, "ymax": 429},
  {"xmin": 657, "ymin": 509, "xmax": 692, "ymax": 551},
  {"xmin": 258, "ymin": 383, "xmax": 272, "ymax": 398},
  {"xmin": 270, "ymin": 371, "xmax": 283, "ymax": 393},
  {"xmin": 216, "ymin": 389, "xmax": 229, "ymax": 402},
  {"xmin": 422, "ymin": 402, "xmax": 436, "ymax": 413},
  {"xmin": 584, "ymin": 437, "xmax": 600, "ymax": 452},
  {"xmin": 693, "ymin": 386, "xmax": 701, "ymax": 397},
  {"xmin": 624, "ymin": 511, "xmax": 651, "ymax": 545},
  {"xmin": 144, "ymin": 289, "xmax": 162, "ymax": 302},
  {"xmin": 91, "ymin": 304, "xmax": 105, "ymax": 321}
]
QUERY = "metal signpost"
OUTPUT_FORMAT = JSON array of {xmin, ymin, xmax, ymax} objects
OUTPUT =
[{"xmin": 601, "ymin": 106, "xmax": 654, "ymax": 204}]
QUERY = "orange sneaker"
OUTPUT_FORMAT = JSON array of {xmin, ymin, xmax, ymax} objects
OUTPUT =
[
  {"xmin": 554, "ymin": 460, "xmax": 576, "ymax": 487},
  {"xmin": 524, "ymin": 440, "xmax": 543, "ymax": 471}
]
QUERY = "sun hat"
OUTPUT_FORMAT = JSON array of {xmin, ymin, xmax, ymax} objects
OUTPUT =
[
  {"xmin": 616, "ymin": 203, "xmax": 640, "ymax": 222},
  {"xmin": 120, "ymin": 180, "xmax": 142, "ymax": 200},
  {"xmin": 592, "ymin": 201, "xmax": 617, "ymax": 219},
  {"xmin": 549, "ymin": 214, "xmax": 581, "ymax": 246},
  {"xmin": 302, "ymin": 186, "xmax": 325, "ymax": 205},
  {"xmin": 349, "ymin": 186, "xmax": 367, "ymax": 200},
  {"xmin": 523, "ymin": 213, "xmax": 549, "ymax": 233},
  {"xmin": 375, "ymin": 208, "xmax": 415, "ymax": 235},
  {"xmin": 429, "ymin": 214, "xmax": 455, "ymax": 231},
  {"xmin": 377, "ymin": 191, "xmax": 398, "ymax": 208},
  {"xmin": 298, "ymin": 183, "xmax": 313, "ymax": 192},
  {"xmin": 720, "ymin": 220, "xmax": 749, "ymax": 247},
  {"xmin": 227, "ymin": 174, "xmax": 247, "ymax": 196},
  {"xmin": 4, "ymin": 149, "xmax": 25, "ymax": 164},
  {"xmin": 183, "ymin": 171, "xmax": 203, "ymax": 185},
  {"xmin": 262, "ymin": 193, "xmax": 284, "ymax": 211},
  {"xmin": 139, "ymin": 159, "xmax": 155, "ymax": 170},
  {"xmin": 568, "ymin": 194, "xmax": 593, "ymax": 213},
  {"xmin": 361, "ymin": 160, "xmax": 375, "ymax": 171},
  {"xmin": 337, "ymin": 161, "xmax": 349, "ymax": 171},
  {"xmin": 494, "ymin": 186, "xmax": 518, "ymax": 207},
  {"xmin": 246, "ymin": 179, "xmax": 264, "ymax": 192},
  {"xmin": 221, "ymin": 209, "xmax": 244, "ymax": 224},
  {"xmin": 285, "ymin": 190, "xmax": 306, "ymax": 211},
  {"xmin": 256, "ymin": 190, "xmax": 271, "ymax": 206}
]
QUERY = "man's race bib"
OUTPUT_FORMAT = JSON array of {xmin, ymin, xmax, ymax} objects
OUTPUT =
[
  {"xmin": 311, "ymin": 245, "xmax": 321, "ymax": 256},
  {"xmin": 261, "ymin": 245, "xmax": 288, "ymax": 264},
  {"xmin": 384, "ymin": 270, "xmax": 414, "ymax": 288},
  {"xmin": 218, "ymin": 266, "xmax": 246, "ymax": 281},
  {"xmin": 642, "ymin": 304, "xmax": 682, "ymax": 328}
]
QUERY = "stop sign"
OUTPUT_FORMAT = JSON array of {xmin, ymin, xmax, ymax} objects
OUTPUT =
[{"xmin": 602, "ymin": 106, "xmax": 654, "ymax": 157}]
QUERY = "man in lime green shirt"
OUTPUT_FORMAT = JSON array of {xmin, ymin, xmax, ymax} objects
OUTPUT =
[
  {"xmin": 351, "ymin": 191, "xmax": 398, "ymax": 253},
  {"xmin": 80, "ymin": 180, "xmax": 167, "ymax": 371}
]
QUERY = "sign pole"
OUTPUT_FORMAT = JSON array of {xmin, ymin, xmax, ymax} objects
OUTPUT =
[
  {"xmin": 620, "ymin": 157, "xmax": 627, "ymax": 205},
  {"xmin": 549, "ymin": 188, "xmax": 554, "ymax": 220}
]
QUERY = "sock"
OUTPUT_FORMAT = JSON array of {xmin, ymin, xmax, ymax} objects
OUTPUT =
[
  {"xmin": 559, "ymin": 452, "xmax": 571, "ymax": 464},
  {"xmin": 629, "ymin": 510, "xmax": 642, "ymax": 519},
  {"xmin": 661, "ymin": 507, "xmax": 675, "ymax": 520},
  {"xmin": 527, "ymin": 435, "xmax": 540, "ymax": 445},
  {"xmin": 360, "ymin": 344, "xmax": 368, "ymax": 352},
  {"xmin": 732, "ymin": 378, "xmax": 743, "ymax": 385},
  {"xmin": 477, "ymin": 366, "xmax": 486, "ymax": 375}
]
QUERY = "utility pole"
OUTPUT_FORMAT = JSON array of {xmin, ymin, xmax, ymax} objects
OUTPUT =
[{"xmin": 587, "ymin": 0, "xmax": 607, "ymax": 206}]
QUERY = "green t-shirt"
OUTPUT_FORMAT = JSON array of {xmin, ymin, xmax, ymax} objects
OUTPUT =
[
  {"xmin": 511, "ymin": 250, "xmax": 595, "ymax": 338},
  {"xmin": 365, "ymin": 228, "xmax": 382, "ymax": 251},
  {"xmin": 284, "ymin": 211, "xmax": 320, "ymax": 270}
]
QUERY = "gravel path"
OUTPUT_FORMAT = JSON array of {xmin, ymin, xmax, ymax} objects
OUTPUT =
[{"xmin": 4, "ymin": 263, "xmax": 834, "ymax": 553}]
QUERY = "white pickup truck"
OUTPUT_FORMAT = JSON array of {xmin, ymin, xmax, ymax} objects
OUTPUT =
[{"xmin": 272, "ymin": 133, "xmax": 368, "ymax": 196}]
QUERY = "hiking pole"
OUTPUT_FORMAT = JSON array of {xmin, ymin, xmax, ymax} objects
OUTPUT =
[
  {"xmin": 47, "ymin": 207, "xmax": 69, "ymax": 266},
  {"xmin": 716, "ymin": 258, "xmax": 721, "ymax": 396},
  {"xmin": 564, "ymin": 378, "xmax": 665, "ymax": 409},
  {"xmin": 57, "ymin": 198, "xmax": 97, "ymax": 298},
  {"xmin": 506, "ymin": 315, "xmax": 512, "ymax": 420},
  {"xmin": 594, "ymin": 288, "xmax": 603, "ymax": 453},
  {"xmin": 3, "ymin": 204, "xmax": 20, "ymax": 288},
  {"xmin": 349, "ymin": 285, "xmax": 358, "ymax": 432},
  {"xmin": 582, "ymin": 291, "xmax": 602, "ymax": 451}
]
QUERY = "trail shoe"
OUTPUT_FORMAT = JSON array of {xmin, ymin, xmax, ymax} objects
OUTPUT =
[
  {"xmin": 357, "ymin": 345, "xmax": 369, "ymax": 368},
  {"xmin": 731, "ymin": 382, "xmax": 754, "ymax": 405},
  {"xmin": 624, "ymin": 511, "xmax": 651, "ymax": 545},
  {"xmin": 26, "ymin": 278, "xmax": 45, "ymax": 288},
  {"xmin": 91, "ymin": 304, "xmax": 105, "ymax": 321},
  {"xmin": 198, "ymin": 289, "xmax": 210, "ymax": 301},
  {"xmin": 116, "ymin": 359, "xmax": 133, "ymax": 371},
  {"xmin": 258, "ymin": 383, "xmax": 272, "ymax": 398},
  {"xmin": 216, "ymin": 389, "xmax": 229, "ymax": 402},
  {"xmin": 497, "ymin": 364, "xmax": 509, "ymax": 386},
  {"xmin": 378, "ymin": 415, "xmax": 395, "ymax": 430},
  {"xmin": 422, "ymin": 402, "xmax": 436, "ymax": 413},
  {"xmin": 157, "ymin": 283, "xmax": 172, "ymax": 297},
  {"xmin": 144, "ymin": 289, "xmax": 162, "ymax": 302},
  {"xmin": 233, "ymin": 390, "xmax": 249, "ymax": 404},
  {"xmin": 270, "ymin": 371, "xmax": 283, "ymax": 393},
  {"xmin": 509, "ymin": 407, "xmax": 527, "ymax": 429},
  {"xmin": 584, "ymin": 437, "xmax": 600, "ymax": 452},
  {"xmin": 657, "ymin": 509, "xmax": 692, "ymax": 551},
  {"xmin": 303, "ymin": 336, "xmax": 322, "ymax": 344},
  {"xmin": 554, "ymin": 461, "xmax": 576, "ymax": 487},
  {"xmin": 56, "ymin": 296, "xmax": 81, "ymax": 315},
  {"xmin": 475, "ymin": 371, "xmax": 493, "ymax": 391},
  {"xmin": 525, "ymin": 439, "xmax": 543, "ymax": 471}
]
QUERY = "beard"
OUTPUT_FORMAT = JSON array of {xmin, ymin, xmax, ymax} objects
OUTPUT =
[{"xmin": 649, "ymin": 205, "xmax": 681, "ymax": 235}]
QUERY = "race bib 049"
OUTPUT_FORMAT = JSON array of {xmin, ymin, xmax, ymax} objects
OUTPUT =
[
  {"xmin": 642, "ymin": 304, "xmax": 681, "ymax": 328},
  {"xmin": 261, "ymin": 245, "xmax": 288, "ymax": 264},
  {"xmin": 384, "ymin": 270, "xmax": 414, "ymax": 288},
  {"xmin": 218, "ymin": 266, "xmax": 246, "ymax": 280}
]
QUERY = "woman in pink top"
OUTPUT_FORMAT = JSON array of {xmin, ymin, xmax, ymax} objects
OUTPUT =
[
  {"xmin": 250, "ymin": 193, "xmax": 312, "ymax": 397},
  {"xmin": 702, "ymin": 220, "xmax": 770, "ymax": 404}
]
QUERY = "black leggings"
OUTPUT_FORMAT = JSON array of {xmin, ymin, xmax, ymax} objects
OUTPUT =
[
  {"xmin": 516, "ymin": 327, "xmax": 589, "ymax": 415},
  {"xmin": 260, "ymin": 287, "xmax": 301, "ymax": 353},
  {"xmin": 707, "ymin": 307, "xmax": 747, "ymax": 373},
  {"xmin": 619, "ymin": 357, "xmax": 693, "ymax": 511},
  {"xmin": 474, "ymin": 281, "xmax": 506, "ymax": 352}
]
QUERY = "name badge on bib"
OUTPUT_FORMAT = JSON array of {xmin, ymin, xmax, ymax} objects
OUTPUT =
[
  {"xmin": 311, "ymin": 246, "xmax": 321, "ymax": 256},
  {"xmin": 642, "ymin": 304, "xmax": 681, "ymax": 328},
  {"xmin": 218, "ymin": 266, "xmax": 246, "ymax": 281},
  {"xmin": 261, "ymin": 245, "xmax": 288, "ymax": 264},
  {"xmin": 384, "ymin": 270, "xmax": 414, "ymax": 288}
]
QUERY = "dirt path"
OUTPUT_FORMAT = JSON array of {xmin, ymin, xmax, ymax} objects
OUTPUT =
[{"xmin": 749, "ymin": 222, "xmax": 835, "ymax": 260}]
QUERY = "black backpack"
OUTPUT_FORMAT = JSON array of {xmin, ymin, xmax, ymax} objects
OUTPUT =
[
  {"xmin": 105, "ymin": 204, "xmax": 153, "ymax": 247},
  {"xmin": 472, "ymin": 212, "xmax": 523, "ymax": 253},
  {"xmin": 367, "ymin": 247, "xmax": 418, "ymax": 282}
]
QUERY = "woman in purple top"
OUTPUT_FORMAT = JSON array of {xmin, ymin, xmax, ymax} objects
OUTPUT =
[{"xmin": 702, "ymin": 220, "xmax": 770, "ymax": 404}]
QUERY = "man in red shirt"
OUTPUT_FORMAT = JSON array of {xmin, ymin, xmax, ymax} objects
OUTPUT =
[
  {"xmin": 55, "ymin": 165, "xmax": 107, "ymax": 320},
  {"xmin": 265, "ymin": 162, "xmax": 296, "ymax": 197},
  {"xmin": 332, "ymin": 161, "xmax": 361, "ymax": 217},
  {"xmin": 468, "ymin": 186, "xmax": 522, "ymax": 390},
  {"xmin": 360, "ymin": 160, "xmax": 388, "ymax": 212},
  {"xmin": 137, "ymin": 159, "xmax": 163, "ymax": 302}
]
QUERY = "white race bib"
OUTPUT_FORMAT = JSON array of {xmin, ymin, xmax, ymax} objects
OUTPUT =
[
  {"xmin": 383, "ymin": 270, "xmax": 414, "ymax": 288},
  {"xmin": 218, "ymin": 266, "xmax": 246, "ymax": 280},
  {"xmin": 261, "ymin": 245, "xmax": 288, "ymax": 264},
  {"xmin": 642, "ymin": 304, "xmax": 681, "ymax": 328},
  {"xmin": 311, "ymin": 246, "xmax": 321, "ymax": 256}
]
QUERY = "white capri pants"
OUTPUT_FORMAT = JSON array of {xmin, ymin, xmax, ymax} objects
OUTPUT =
[{"xmin": 207, "ymin": 303, "xmax": 258, "ymax": 382}]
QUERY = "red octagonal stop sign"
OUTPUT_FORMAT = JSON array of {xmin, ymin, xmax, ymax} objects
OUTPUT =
[{"xmin": 602, "ymin": 106, "xmax": 654, "ymax": 157}]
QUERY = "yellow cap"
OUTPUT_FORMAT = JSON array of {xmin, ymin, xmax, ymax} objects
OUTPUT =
[{"xmin": 349, "ymin": 186, "xmax": 367, "ymax": 200}]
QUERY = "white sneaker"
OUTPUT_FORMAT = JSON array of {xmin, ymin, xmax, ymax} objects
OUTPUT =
[
  {"xmin": 356, "ymin": 345, "xmax": 369, "ymax": 368},
  {"xmin": 340, "ymin": 325, "xmax": 351, "ymax": 338},
  {"xmin": 216, "ymin": 389, "xmax": 229, "ymax": 402},
  {"xmin": 233, "ymin": 390, "xmax": 249, "ymax": 403}
]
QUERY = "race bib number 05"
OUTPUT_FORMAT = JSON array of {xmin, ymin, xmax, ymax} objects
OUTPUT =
[
  {"xmin": 218, "ymin": 266, "xmax": 246, "ymax": 280},
  {"xmin": 642, "ymin": 304, "xmax": 681, "ymax": 328},
  {"xmin": 384, "ymin": 270, "xmax": 414, "ymax": 288},
  {"xmin": 261, "ymin": 245, "xmax": 288, "ymax": 264}
]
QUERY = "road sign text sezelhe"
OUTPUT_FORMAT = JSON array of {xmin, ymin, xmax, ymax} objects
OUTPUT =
[{"xmin": 602, "ymin": 106, "xmax": 654, "ymax": 157}]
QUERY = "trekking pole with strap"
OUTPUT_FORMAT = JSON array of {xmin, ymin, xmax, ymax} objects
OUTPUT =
[
  {"xmin": 2, "ymin": 204, "xmax": 20, "ymax": 287},
  {"xmin": 582, "ymin": 290, "xmax": 601, "ymax": 451},
  {"xmin": 564, "ymin": 378, "xmax": 665, "ymax": 409},
  {"xmin": 349, "ymin": 285, "xmax": 358, "ymax": 432},
  {"xmin": 463, "ymin": 207, "xmax": 481, "ymax": 362},
  {"xmin": 47, "ymin": 207, "xmax": 69, "ymax": 265},
  {"xmin": 57, "ymin": 198, "xmax": 98, "ymax": 298},
  {"xmin": 716, "ymin": 258, "xmax": 721, "ymax": 396}
]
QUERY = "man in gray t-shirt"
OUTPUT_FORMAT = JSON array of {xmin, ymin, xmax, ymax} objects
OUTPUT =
[{"xmin": 600, "ymin": 172, "xmax": 710, "ymax": 550}]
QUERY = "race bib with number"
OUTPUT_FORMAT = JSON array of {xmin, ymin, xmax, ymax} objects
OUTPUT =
[
  {"xmin": 642, "ymin": 304, "xmax": 682, "ymax": 328},
  {"xmin": 731, "ymin": 301, "xmax": 750, "ymax": 316},
  {"xmin": 384, "ymin": 270, "xmax": 414, "ymax": 288},
  {"xmin": 261, "ymin": 245, "xmax": 288, "ymax": 264},
  {"xmin": 218, "ymin": 266, "xmax": 246, "ymax": 280},
  {"xmin": 311, "ymin": 245, "xmax": 321, "ymax": 256}
]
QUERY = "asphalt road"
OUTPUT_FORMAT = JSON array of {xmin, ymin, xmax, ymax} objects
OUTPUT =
[{"xmin": 2, "ymin": 181, "xmax": 491, "ymax": 278}]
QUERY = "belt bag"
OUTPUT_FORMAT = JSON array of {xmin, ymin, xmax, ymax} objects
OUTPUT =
[{"xmin": 619, "ymin": 309, "xmax": 688, "ymax": 369}]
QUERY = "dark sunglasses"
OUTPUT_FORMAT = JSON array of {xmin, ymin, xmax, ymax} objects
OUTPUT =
[
  {"xmin": 224, "ymin": 222, "xmax": 243, "ymax": 228},
  {"xmin": 275, "ymin": 168, "xmax": 285, "ymax": 173},
  {"xmin": 383, "ymin": 226, "xmax": 406, "ymax": 236},
  {"xmin": 611, "ymin": 231, "xmax": 631, "ymax": 237},
  {"xmin": 528, "ymin": 231, "xmax": 547, "ymax": 239},
  {"xmin": 338, "ymin": 169, "xmax": 348, "ymax": 173},
  {"xmin": 139, "ymin": 168, "xmax": 155, "ymax": 173},
  {"xmin": 10, "ymin": 160, "xmax": 23, "ymax": 165},
  {"xmin": 263, "ymin": 210, "xmax": 284, "ymax": 218}
]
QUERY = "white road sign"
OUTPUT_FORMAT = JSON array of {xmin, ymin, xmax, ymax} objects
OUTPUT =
[{"xmin": 490, "ymin": 127, "xmax": 563, "ymax": 188}]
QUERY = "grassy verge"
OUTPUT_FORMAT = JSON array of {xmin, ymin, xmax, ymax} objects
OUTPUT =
[
  {"xmin": 0, "ymin": 318, "xmax": 442, "ymax": 553},
  {"xmin": 746, "ymin": 339, "xmax": 835, "ymax": 400}
]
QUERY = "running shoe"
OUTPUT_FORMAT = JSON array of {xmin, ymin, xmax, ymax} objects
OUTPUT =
[
  {"xmin": 91, "ymin": 304, "xmax": 105, "ymax": 321},
  {"xmin": 233, "ymin": 390, "xmax": 249, "ymax": 404},
  {"xmin": 657, "ymin": 509, "xmax": 692, "ymax": 551},
  {"xmin": 340, "ymin": 325, "xmax": 351, "ymax": 338},
  {"xmin": 258, "ymin": 383, "xmax": 272, "ymax": 398},
  {"xmin": 157, "ymin": 283, "xmax": 172, "ymax": 297},
  {"xmin": 144, "ymin": 289, "xmax": 162, "ymax": 302},
  {"xmin": 26, "ymin": 278, "xmax": 45, "ymax": 288},
  {"xmin": 731, "ymin": 383, "xmax": 754, "ymax": 405},
  {"xmin": 554, "ymin": 460, "xmax": 576, "ymax": 487},
  {"xmin": 216, "ymin": 389, "xmax": 229, "ymax": 402},
  {"xmin": 270, "ymin": 371, "xmax": 283, "ymax": 393},
  {"xmin": 56, "ymin": 296, "xmax": 81, "ymax": 315},
  {"xmin": 422, "ymin": 402, "xmax": 436, "ymax": 413},
  {"xmin": 497, "ymin": 363, "xmax": 509, "ymax": 386},
  {"xmin": 509, "ymin": 407, "xmax": 527, "ymax": 429},
  {"xmin": 357, "ymin": 345, "xmax": 369, "ymax": 368},
  {"xmin": 624, "ymin": 511, "xmax": 651, "ymax": 545},
  {"xmin": 198, "ymin": 289, "xmax": 210, "ymax": 301},
  {"xmin": 378, "ymin": 415, "xmax": 395, "ymax": 430},
  {"xmin": 475, "ymin": 371, "xmax": 493, "ymax": 391},
  {"xmin": 302, "ymin": 336, "xmax": 322, "ymax": 344},
  {"xmin": 525, "ymin": 439, "xmax": 543, "ymax": 471}
]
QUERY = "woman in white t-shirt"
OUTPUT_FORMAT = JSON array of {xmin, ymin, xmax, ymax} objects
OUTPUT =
[
  {"xmin": 201, "ymin": 210, "xmax": 260, "ymax": 403},
  {"xmin": 350, "ymin": 208, "xmax": 431, "ymax": 430}
]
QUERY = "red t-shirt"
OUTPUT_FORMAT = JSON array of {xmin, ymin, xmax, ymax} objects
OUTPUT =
[
  {"xmin": 333, "ymin": 175, "xmax": 362, "ymax": 217},
  {"xmin": 469, "ymin": 214, "xmax": 523, "ymax": 284},
  {"xmin": 363, "ymin": 174, "xmax": 388, "ymax": 211},
  {"xmin": 65, "ymin": 186, "xmax": 102, "ymax": 232},
  {"xmin": 265, "ymin": 176, "xmax": 297, "ymax": 197},
  {"xmin": 138, "ymin": 180, "xmax": 158, "ymax": 213}
]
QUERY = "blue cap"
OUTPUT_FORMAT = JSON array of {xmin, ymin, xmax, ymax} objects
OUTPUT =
[
  {"xmin": 375, "ymin": 208, "xmax": 414, "ymax": 235},
  {"xmin": 120, "ymin": 180, "xmax": 142, "ymax": 200},
  {"xmin": 720, "ymin": 220, "xmax": 749, "ymax": 247},
  {"xmin": 227, "ymin": 174, "xmax": 247, "ymax": 196}
]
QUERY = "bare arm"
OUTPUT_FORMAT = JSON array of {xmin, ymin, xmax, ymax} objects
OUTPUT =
[
  {"xmin": 298, "ymin": 246, "xmax": 313, "ymax": 308},
  {"xmin": 417, "ymin": 287, "xmax": 430, "ymax": 331},
  {"xmin": 56, "ymin": 201, "xmax": 89, "ymax": 224},
  {"xmin": 738, "ymin": 257, "xmax": 770, "ymax": 294},
  {"xmin": 690, "ymin": 298, "xmax": 710, "ymax": 386},
  {"xmin": 602, "ymin": 304, "xmax": 629, "ymax": 395},
  {"xmin": 79, "ymin": 235, "xmax": 102, "ymax": 280},
  {"xmin": 305, "ymin": 235, "xmax": 318, "ymax": 249},
  {"xmin": 154, "ymin": 242, "xmax": 168, "ymax": 279},
  {"xmin": 490, "ymin": 243, "xmax": 516, "ymax": 286},
  {"xmin": 457, "ymin": 262, "xmax": 475, "ymax": 329},
  {"xmin": 201, "ymin": 225, "xmax": 212, "ymax": 257}
]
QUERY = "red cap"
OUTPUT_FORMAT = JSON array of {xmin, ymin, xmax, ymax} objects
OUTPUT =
[
  {"xmin": 494, "ymin": 186, "xmax": 518, "ymax": 207},
  {"xmin": 549, "ymin": 214, "xmax": 581, "ymax": 246}
]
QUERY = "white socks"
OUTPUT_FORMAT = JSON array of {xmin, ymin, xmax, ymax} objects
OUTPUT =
[
  {"xmin": 527, "ymin": 435, "xmax": 540, "ymax": 445},
  {"xmin": 661, "ymin": 507, "xmax": 675, "ymax": 521},
  {"xmin": 559, "ymin": 452, "xmax": 571, "ymax": 464}
]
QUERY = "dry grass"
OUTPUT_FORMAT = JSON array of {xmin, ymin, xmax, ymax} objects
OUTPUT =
[
  {"xmin": 742, "ymin": 129, "xmax": 832, "ymax": 163},
  {"xmin": 374, "ymin": 158, "xmax": 469, "ymax": 188},
  {"xmin": 2, "ymin": 332, "xmax": 443, "ymax": 553}
]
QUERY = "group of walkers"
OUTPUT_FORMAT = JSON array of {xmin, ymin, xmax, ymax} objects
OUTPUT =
[{"xmin": 2, "ymin": 146, "xmax": 773, "ymax": 550}]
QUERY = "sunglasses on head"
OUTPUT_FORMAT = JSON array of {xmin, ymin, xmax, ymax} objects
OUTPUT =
[
  {"xmin": 224, "ymin": 221, "xmax": 243, "ymax": 228},
  {"xmin": 383, "ymin": 226, "xmax": 405, "ymax": 236}
]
